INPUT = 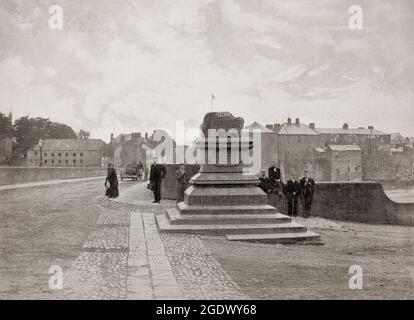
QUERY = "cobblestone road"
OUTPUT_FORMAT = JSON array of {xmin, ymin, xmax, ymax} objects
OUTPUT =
[
  {"xmin": 55, "ymin": 182, "xmax": 246, "ymax": 299},
  {"xmin": 161, "ymin": 233, "xmax": 249, "ymax": 299}
]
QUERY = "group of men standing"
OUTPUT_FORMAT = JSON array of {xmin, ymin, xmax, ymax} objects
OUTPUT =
[
  {"xmin": 148, "ymin": 159, "xmax": 188, "ymax": 204},
  {"xmin": 259, "ymin": 161, "xmax": 315, "ymax": 218},
  {"xmin": 148, "ymin": 159, "xmax": 315, "ymax": 217}
]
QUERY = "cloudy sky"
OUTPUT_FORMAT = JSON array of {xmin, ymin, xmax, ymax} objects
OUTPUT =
[{"xmin": 0, "ymin": 0, "xmax": 413, "ymax": 142}]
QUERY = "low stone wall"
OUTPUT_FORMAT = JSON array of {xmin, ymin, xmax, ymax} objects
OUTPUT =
[
  {"xmin": 0, "ymin": 166, "xmax": 107, "ymax": 186},
  {"xmin": 160, "ymin": 165, "xmax": 414, "ymax": 225},
  {"xmin": 161, "ymin": 164, "xmax": 200, "ymax": 200},
  {"xmin": 269, "ymin": 182, "xmax": 414, "ymax": 226}
]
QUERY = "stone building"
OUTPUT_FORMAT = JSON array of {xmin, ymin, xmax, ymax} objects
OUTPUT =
[
  {"xmin": 112, "ymin": 132, "xmax": 150, "ymax": 168},
  {"xmin": 316, "ymin": 123, "xmax": 391, "ymax": 155},
  {"xmin": 275, "ymin": 118, "xmax": 321, "ymax": 179},
  {"xmin": 27, "ymin": 139, "xmax": 105, "ymax": 167},
  {"xmin": 245, "ymin": 121, "xmax": 277, "ymax": 174},
  {"xmin": 326, "ymin": 145, "xmax": 362, "ymax": 181},
  {"xmin": 315, "ymin": 123, "xmax": 391, "ymax": 181}
]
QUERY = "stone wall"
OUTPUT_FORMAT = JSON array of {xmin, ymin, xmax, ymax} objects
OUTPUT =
[
  {"xmin": 159, "ymin": 164, "xmax": 414, "ymax": 225},
  {"xmin": 269, "ymin": 182, "xmax": 414, "ymax": 225},
  {"xmin": 0, "ymin": 166, "xmax": 107, "ymax": 186}
]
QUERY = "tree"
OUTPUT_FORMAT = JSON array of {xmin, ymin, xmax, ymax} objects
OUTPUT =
[
  {"xmin": 48, "ymin": 122, "xmax": 78, "ymax": 139},
  {"xmin": 0, "ymin": 112, "xmax": 13, "ymax": 139},
  {"xmin": 77, "ymin": 129, "xmax": 90, "ymax": 139},
  {"xmin": 13, "ymin": 116, "xmax": 77, "ymax": 159}
]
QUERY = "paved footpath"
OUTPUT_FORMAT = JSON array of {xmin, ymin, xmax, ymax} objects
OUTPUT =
[
  {"xmin": 0, "ymin": 176, "xmax": 105, "ymax": 191},
  {"xmin": 57, "ymin": 182, "xmax": 247, "ymax": 299},
  {"xmin": 127, "ymin": 212, "xmax": 184, "ymax": 299}
]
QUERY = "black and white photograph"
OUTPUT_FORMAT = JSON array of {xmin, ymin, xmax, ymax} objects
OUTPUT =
[{"xmin": 0, "ymin": 0, "xmax": 413, "ymax": 306}]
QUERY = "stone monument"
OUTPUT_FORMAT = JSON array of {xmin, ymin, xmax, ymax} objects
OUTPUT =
[{"xmin": 156, "ymin": 112, "xmax": 320, "ymax": 243}]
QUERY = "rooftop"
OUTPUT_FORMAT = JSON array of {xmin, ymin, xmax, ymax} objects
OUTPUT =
[
  {"xmin": 32, "ymin": 139, "xmax": 105, "ymax": 151},
  {"xmin": 316, "ymin": 127, "xmax": 388, "ymax": 136},
  {"xmin": 277, "ymin": 123, "xmax": 319, "ymax": 135},
  {"xmin": 328, "ymin": 144, "xmax": 361, "ymax": 151},
  {"xmin": 245, "ymin": 121, "xmax": 275, "ymax": 133}
]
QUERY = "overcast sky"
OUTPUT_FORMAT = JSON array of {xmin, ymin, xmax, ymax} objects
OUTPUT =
[{"xmin": 1, "ymin": 0, "xmax": 413, "ymax": 142}]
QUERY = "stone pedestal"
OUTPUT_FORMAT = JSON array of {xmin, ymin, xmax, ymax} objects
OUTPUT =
[{"xmin": 156, "ymin": 112, "xmax": 320, "ymax": 243}]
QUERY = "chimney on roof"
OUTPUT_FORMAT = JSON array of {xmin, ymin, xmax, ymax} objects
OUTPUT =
[
  {"xmin": 273, "ymin": 123, "xmax": 281, "ymax": 132},
  {"xmin": 266, "ymin": 124, "xmax": 273, "ymax": 130},
  {"xmin": 368, "ymin": 126, "xmax": 374, "ymax": 130},
  {"xmin": 110, "ymin": 133, "xmax": 114, "ymax": 143},
  {"xmin": 343, "ymin": 123, "xmax": 349, "ymax": 130},
  {"xmin": 295, "ymin": 118, "xmax": 300, "ymax": 126},
  {"xmin": 145, "ymin": 132, "xmax": 148, "ymax": 140},
  {"xmin": 309, "ymin": 123, "xmax": 315, "ymax": 130},
  {"xmin": 287, "ymin": 117, "xmax": 292, "ymax": 125}
]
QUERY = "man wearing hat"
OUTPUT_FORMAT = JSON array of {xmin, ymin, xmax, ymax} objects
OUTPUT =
[
  {"xmin": 149, "ymin": 158, "xmax": 166, "ymax": 203},
  {"xmin": 299, "ymin": 170, "xmax": 315, "ymax": 218},
  {"xmin": 283, "ymin": 176, "xmax": 300, "ymax": 217}
]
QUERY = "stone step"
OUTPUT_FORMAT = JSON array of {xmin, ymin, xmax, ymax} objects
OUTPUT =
[
  {"xmin": 166, "ymin": 208, "xmax": 291, "ymax": 225},
  {"xmin": 156, "ymin": 214, "xmax": 306, "ymax": 235},
  {"xmin": 177, "ymin": 202, "xmax": 278, "ymax": 215},
  {"xmin": 226, "ymin": 231, "xmax": 321, "ymax": 244},
  {"xmin": 184, "ymin": 186, "xmax": 267, "ymax": 206}
]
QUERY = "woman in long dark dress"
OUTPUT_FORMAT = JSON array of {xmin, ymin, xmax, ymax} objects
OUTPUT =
[{"xmin": 105, "ymin": 163, "xmax": 119, "ymax": 198}]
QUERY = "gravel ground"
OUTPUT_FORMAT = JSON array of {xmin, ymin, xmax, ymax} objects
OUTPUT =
[{"xmin": 202, "ymin": 221, "xmax": 414, "ymax": 299}]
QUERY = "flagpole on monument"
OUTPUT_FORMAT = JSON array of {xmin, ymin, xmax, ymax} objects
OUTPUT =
[{"xmin": 211, "ymin": 93, "xmax": 215, "ymax": 112}]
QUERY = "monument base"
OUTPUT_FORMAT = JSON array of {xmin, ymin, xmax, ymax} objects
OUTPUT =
[
  {"xmin": 156, "ymin": 166, "xmax": 321, "ymax": 244},
  {"xmin": 156, "ymin": 112, "xmax": 320, "ymax": 243}
]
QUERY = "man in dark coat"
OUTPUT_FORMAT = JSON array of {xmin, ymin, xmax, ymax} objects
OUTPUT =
[
  {"xmin": 268, "ymin": 161, "xmax": 281, "ymax": 183},
  {"xmin": 268, "ymin": 161, "xmax": 282, "ymax": 195},
  {"xmin": 299, "ymin": 171, "xmax": 315, "ymax": 218},
  {"xmin": 149, "ymin": 159, "xmax": 166, "ymax": 203},
  {"xmin": 258, "ymin": 170, "xmax": 272, "ymax": 194},
  {"xmin": 283, "ymin": 178, "xmax": 300, "ymax": 216},
  {"xmin": 175, "ymin": 164, "xmax": 189, "ymax": 203}
]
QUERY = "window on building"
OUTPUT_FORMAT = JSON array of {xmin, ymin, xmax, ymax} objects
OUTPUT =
[
  {"xmin": 51, "ymin": 160, "xmax": 54, "ymax": 164},
  {"xmin": 80, "ymin": 153, "xmax": 83, "ymax": 157},
  {"xmin": 58, "ymin": 160, "xmax": 61, "ymax": 164},
  {"xmin": 65, "ymin": 153, "xmax": 68, "ymax": 157},
  {"xmin": 65, "ymin": 160, "xmax": 68, "ymax": 164},
  {"xmin": 44, "ymin": 160, "xmax": 48, "ymax": 164},
  {"xmin": 73, "ymin": 159, "xmax": 76, "ymax": 163},
  {"xmin": 58, "ymin": 153, "xmax": 61, "ymax": 157},
  {"xmin": 80, "ymin": 159, "xmax": 83, "ymax": 164},
  {"xmin": 73, "ymin": 153, "xmax": 76, "ymax": 157},
  {"xmin": 51, "ymin": 153, "xmax": 54, "ymax": 157},
  {"xmin": 34, "ymin": 151, "xmax": 37, "ymax": 156},
  {"xmin": 298, "ymin": 136, "xmax": 301, "ymax": 143},
  {"xmin": 44, "ymin": 153, "xmax": 47, "ymax": 156}
]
